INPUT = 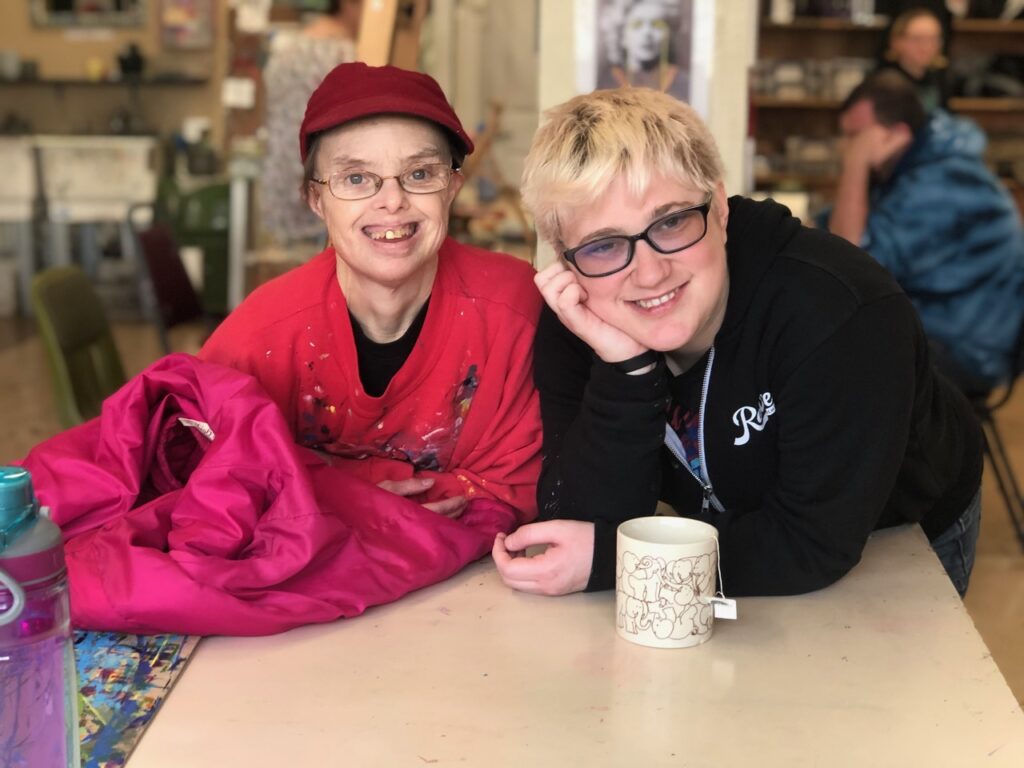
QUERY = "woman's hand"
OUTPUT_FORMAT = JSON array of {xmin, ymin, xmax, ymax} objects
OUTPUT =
[
  {"xmin": 535, "ymin": 261, "xmax": 647, "ymax": 364},
  {"xmin": 377, "ymin": 477, "xmax": 467, "ymax": 518},
  {"xmin": 492, "ymin": 520, "xmax": 595, "ymax": 596}
]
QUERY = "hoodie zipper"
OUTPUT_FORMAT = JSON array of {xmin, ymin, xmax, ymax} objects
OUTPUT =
[{"xmin": 663, "ymin": 346, "xmax": 724, "ymax": 513}]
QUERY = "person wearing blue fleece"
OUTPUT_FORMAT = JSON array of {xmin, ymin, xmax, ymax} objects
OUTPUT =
[{"xmin": 826, "ymin": 69, "xmax": 1024, "ymax": 394}]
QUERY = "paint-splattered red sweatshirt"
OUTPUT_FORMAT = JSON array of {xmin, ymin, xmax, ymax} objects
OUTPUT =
[{"xmin": 199, "ymin": 238, "xmax": 542, "ymax": 523}]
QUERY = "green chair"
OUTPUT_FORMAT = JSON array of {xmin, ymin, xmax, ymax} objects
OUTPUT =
[
  {"xmin": 30, "ymin": 265, "xmax": 127, "ymax": 428},
  {"xmin": 177, "ymin": 182, "xmax": 231, "ymax": 317}
]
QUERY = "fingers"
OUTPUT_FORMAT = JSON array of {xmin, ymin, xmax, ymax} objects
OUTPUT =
[
  {"xmin": 502, "ymin": 521, "xmax": 557, "ymax": 552},
  {"xmin": 556, "ymin": 282, "xmax": 595, "ymax": 332},
  {"xmin": 497, "ymin": 576, "xmax": 545, "ymax": 593},
  {"xmin": 534, "ymin": 258, "xmax": 646, "ymax": 364},
  {"xmin": 533, "ymin": 260, "xmax": 569, "ymax": 294},
  {"xmin": 535, "ymin": 262, "xmax": 583, "ymax": 315},
  {"xmin": 493, "ymin": 522, "xmax": 595, "ymax": 596},
  {"xmin": 378, "ymin": 477, "xmax": 435, "ymax": 497},
  {"xmin": 493, "ymin": 549, "xmax": 575, "ymax": 596},
  {"xmin": 535, "ymin": 267, "xmax": 605, "ymax": 346},
  {"xmin": 495, "ymin": 551, "xmax": 553, "ymax": 583},
  {"xmin": 423, "ymin": 495, "xmax": 467, "ymax": 519},
  {"xmin": 379, "ymin": 478, "xmax": 464, "ymax": 518},
  {"xmin": 492, "ymin": 533, "xmax": 548, "ymax": 593},
  {"xmin": 492, "ymin": 532, "xmax": 516, "ymax": 565},
  {"xmin": 492, "ymin": 525, "xmax": 562, "ymax": 581}
]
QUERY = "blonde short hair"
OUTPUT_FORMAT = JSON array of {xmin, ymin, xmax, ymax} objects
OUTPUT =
[{"xmin": 521, "ymin": 87, "xmax": 724, "ymax": 248}]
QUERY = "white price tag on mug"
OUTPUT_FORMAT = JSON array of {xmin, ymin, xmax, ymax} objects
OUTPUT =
[{"xmin": 710, "ymin": 596, "xmax": 737, "ymax": 620}]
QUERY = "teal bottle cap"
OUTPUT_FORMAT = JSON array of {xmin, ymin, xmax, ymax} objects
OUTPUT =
[{"xmin": 0, "ymin": 466, "xmax": 39, "ymax": 552}]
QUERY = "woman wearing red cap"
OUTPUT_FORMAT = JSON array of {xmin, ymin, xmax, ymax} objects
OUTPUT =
[{"xmin": 200, "ymin": 63, "xmax": 542, "ymax": 526}]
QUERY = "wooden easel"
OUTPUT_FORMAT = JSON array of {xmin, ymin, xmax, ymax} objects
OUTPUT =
[
  {"xmin": 356, "ymin": 0, "xmax": 428, "ymax": 68},
  {"xmin": 457, "ymin": 101, "xmax": 537, "ymax": 256}
]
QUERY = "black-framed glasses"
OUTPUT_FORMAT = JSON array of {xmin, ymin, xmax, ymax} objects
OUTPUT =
[
  {"xmin": 562, "ymin": 198, "xmax": 712, "ymax": 278},
  {"xmin": 311, "ymin": 163, "xmax": 456, "ymax": 201}
]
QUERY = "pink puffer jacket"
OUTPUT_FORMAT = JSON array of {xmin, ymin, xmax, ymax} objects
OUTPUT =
[{"xmin": 19, "ymin": 354, "xmax": 517, "ymax": 636}]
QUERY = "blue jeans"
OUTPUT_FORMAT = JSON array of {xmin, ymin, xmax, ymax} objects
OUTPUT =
[{"xmin": 929, "ymin": 489, "xmax": 982, "ymax": 598}]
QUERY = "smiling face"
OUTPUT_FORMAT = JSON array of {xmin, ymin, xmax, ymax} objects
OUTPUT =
[
  {"xmin": 308, "ymin": 116, "xmax": 463, "ymax": 296},
  {"xmin": 561, "ymin": 173, "xmax": 730, "ymax": 364}
]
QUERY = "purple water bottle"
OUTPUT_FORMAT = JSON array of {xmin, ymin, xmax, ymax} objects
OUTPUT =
[{"xmin": 0, "ymin": 466, "xmax": 79, "ymax": 768}]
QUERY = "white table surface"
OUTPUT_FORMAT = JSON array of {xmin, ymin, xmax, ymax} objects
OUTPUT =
[{"xmin": 128, "ymin": 525, "xmax": 1024, "ymax": 767}]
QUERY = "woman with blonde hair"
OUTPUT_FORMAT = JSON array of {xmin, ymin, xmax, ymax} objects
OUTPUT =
[{"xmin": 492, "ymin": 87, "xmax": 983, "ymax": 599}]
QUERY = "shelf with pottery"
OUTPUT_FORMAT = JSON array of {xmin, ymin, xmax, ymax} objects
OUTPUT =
[
  {"xmin": 753, "ymin": 12, "xmax": 1024, "ymax": 201},
  {"xmin": 756, "ymin": 14, "xmax": 1024, "ymax": 119},
  {"xmin": 0, "ymin": 76, "xmax": 209, "ymax": 88},
  {"xmin": 760, "ymin": 16, "xmax": 1024, "ymax": 35},
  {"xmin": 753, "ymin": 94, "xmax": 1024, "ymax": 141},
  {"xmin": 753, "ymin": 95, "xmax": 1024, "ymax": 112},
  {"xmin": 754, "ymin": 170, "xmax": 837, "ymax": 190}
]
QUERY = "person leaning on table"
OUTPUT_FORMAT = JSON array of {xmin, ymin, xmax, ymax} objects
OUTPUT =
[
  {"xmin": 200, "ymin": 62, "xmax": 542, "ymax": 523},
  {"xmin": 491, "ymin": 87, "xmax": 983, "ymax": 599}
]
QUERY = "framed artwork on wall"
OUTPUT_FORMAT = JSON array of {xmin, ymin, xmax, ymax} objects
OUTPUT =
[
  {"xmin": 160, "ymin": 0, "xmax": 215, "ymax": 50},
  {"xmin": 31, "ymin": 0, "xmax": 146, "ymax": 27},
  {"xmin": 575, "ymin": 0, "xmax": 713, "ymax": 117}
]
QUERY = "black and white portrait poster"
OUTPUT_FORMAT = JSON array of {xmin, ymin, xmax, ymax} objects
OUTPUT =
[{"xmin": 575, "ymin": 0, "xmax": 712, "ymax": 117}]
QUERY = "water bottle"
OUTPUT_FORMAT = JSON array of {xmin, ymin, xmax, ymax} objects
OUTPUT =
[{"xmin": 0, "ymin": 466, "xmax": 79, "ymax": 768}]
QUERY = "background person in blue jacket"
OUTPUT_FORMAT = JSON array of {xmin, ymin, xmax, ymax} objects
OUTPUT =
[
  {"xmin": 826, "ymin": 69, "xmax": 1024, "ymax": 395},
  {"xmin": 491, "ymin": 86, "xmax": 983, "ymax": 600}
]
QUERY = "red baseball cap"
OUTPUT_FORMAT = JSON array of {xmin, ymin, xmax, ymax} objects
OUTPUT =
[{"xmin": 299, "ymin": 62, "xmax": 474, "ymax": 163}]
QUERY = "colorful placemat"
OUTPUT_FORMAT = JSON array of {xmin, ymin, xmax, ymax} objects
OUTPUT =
[{"xmin": 75, "ymin": 632, "xmax": 200, "ymax": 768}]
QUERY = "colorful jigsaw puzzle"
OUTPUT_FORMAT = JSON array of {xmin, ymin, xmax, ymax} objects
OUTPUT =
[{"xmin": 75, "ymin": 632, "xmax": 200, "ymax": 767}]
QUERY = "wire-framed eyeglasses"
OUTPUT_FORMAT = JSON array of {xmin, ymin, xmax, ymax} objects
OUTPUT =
[
  {"xmin": 311, "ymin": 163, "xmax": 457, "ymax": 201},
  {"xmin": 562, "ymin": 198, "xmax": 712, "ymax": 278}
]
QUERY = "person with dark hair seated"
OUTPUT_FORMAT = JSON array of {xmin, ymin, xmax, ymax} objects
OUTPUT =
[{"xmin": 826, "ymin": 69, "xmax": 1024, "ymax": 394}]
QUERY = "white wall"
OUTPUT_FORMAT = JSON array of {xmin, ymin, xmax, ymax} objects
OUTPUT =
[
  {"xmin": 707, "ymin": 0, "xmax": 759, "ymax": 197},
  {"xmin": 425, "ymin": 0, "xmax": 539, "ymax": 191}
]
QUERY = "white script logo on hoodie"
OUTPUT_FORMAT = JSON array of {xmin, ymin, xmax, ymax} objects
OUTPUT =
[{"xmin": 732, "ymin": 392, "xmax": 775, "ymax": 446}]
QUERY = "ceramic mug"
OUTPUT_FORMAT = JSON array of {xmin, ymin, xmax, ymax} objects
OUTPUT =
[{"xmin": 615, "ymin": 516, "xmax": 719, "ymax": 649}]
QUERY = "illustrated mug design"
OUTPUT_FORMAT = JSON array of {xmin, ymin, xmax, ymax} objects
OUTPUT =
[{"xmin": 615, "ymin": 517, "xmax": 719, "ymax": 649}]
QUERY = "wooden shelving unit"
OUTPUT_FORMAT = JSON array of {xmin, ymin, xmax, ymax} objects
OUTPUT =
[
  {"xmin": 754, "ymin": 171, "xmax": 837, "ymax": 189},
  {"xmin": 0, "ymin": 77, "xmax": 209, "ymax": 87},
  {"xmin": 753, "ymin": 95, "xmax": 1024, "ymax": 113},
  {"xmin": 0, "ymin": 75, "xmax": 205, "ymax": 85},
  {"xmin": 754, "ymin": 15, "xmax": 1024, "ymax": 200},
  {"xmin": 760, "ymin": 17, "xmax": 1024, "ymax": 33}
]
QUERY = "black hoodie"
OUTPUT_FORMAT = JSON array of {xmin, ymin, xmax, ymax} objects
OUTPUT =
[{"xmin": 534, "ymin": 196, "xmax": 983, "ymax": 596}]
